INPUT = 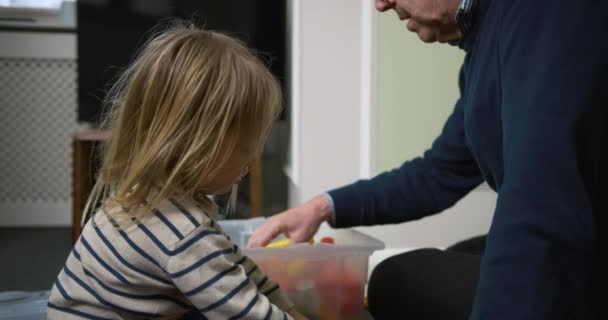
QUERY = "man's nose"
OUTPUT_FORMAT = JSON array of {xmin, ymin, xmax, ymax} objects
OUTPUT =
[{"xmin": 375, "ymin": 0, "xmax": 396, "ymax": 12}]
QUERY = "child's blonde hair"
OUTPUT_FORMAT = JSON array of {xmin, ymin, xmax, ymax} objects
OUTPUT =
[{"xmin": 86, "ymin": 21, "xmax": 282, "ymax": 220}]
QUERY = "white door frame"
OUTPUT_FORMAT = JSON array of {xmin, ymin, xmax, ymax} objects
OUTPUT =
[
  {"xmin": 359, "ymin": 0, "xmax": 377, "ymax": 179},
  {"xmin": 286, "ymin": 0, "xmax": 377, "ymax": 205}
]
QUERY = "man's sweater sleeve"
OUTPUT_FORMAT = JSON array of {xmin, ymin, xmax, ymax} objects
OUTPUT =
[
  {"xmin": 470, "ymin": 1, "xmax": 603, "ymax": 319},
  {"xmin": 328, "ymin": 65, "xmax": 484, "ymax": 228}
]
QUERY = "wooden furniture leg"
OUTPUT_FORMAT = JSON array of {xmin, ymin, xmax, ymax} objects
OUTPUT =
[
  {"xmin": 249, "ymin": 158, "xmax": 262, "ymax": 217},
  {"xmin": 72, "ymin": 137, "xmax": 92, "ymax": 243},
  {"xmin": 71, "ymin": 130, "xmax": 109, "ymax": 244}
]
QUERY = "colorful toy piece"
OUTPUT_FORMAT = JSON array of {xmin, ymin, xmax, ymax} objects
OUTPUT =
[
  {"xmin": 266, "ymin": 238, "xmax": 314, "ymax": 248},
  {"xmin": 286, "ymin": 258, "xmax": 311, "ymax": 278},
  {"xmin": 320, "ymin": 236, "xmax": 335, "ymax": 244},
  {"xmin": 316, "ymin": 262, "xmax": 364, "ymax": 316}
]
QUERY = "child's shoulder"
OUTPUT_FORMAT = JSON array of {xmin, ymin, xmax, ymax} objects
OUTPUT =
[
  {"xmin": 87, "ymin": 198, "xmax": 224, "ymax": 266},
  {"xmin": 150, "ymin": 198, "xmax": 219, "ymax": 240}
]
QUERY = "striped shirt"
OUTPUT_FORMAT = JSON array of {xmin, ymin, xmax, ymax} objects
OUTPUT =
[{"xmin": 48, "ymin": 198, "xmax": 294, "ymax": 319}]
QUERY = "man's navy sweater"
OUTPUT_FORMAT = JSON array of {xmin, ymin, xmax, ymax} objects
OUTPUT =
[{"xmin": 329, "ymin": 0, "xmax": 607, "ymax": 318}]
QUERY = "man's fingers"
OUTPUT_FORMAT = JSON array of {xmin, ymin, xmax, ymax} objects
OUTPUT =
[
  {"xmin": 289, "ymin": 224, "xmax": 317, "ymax": 244},
  {"xmin": 247, "ymin": 221, "xmax": 282, "ymax": 248},
  {"xmin": 289, "ymin": 232, "xmax": 311, "ymax": 244}
]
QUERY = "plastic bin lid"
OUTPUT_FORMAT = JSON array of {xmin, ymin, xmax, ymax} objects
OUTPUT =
[{"xmin": 218, "ymin": 218, "xmax": 386, "ymax": 259}]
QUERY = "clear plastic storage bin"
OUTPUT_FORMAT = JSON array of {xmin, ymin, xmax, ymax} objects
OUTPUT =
[{"xmin": 218, "ymin": 218, "xmax": 384, "ymax": 320}]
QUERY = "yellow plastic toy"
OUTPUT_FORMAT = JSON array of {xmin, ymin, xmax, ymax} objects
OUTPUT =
[{"xmin": 265, "ymin": 238, "xmax": 314, "ymax": 248}]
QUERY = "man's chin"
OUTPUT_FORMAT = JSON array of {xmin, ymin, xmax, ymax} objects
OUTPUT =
[
  {"xmin": 437, "ymin": 33, "xmax": 458, "ymax": 43},
  {"xmin": 438, "ymin": 27, "xmax": 463, "ymax": 44},
  {"xmin": 416, "ymin": 30, "xmax": 460, "ymax": 44}
]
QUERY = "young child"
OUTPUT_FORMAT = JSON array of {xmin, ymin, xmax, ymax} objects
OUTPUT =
[{"xmin": 48, "ymin": 22, "xmax": 306, "ymax": 320}]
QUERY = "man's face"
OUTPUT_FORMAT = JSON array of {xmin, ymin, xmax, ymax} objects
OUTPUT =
[{"xmin": 375, "ymin": 0, "xmax": 462, "ymax": 44}]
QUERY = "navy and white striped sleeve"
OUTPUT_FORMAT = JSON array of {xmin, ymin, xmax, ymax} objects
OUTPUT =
[
  {"xmin": 237, "ymin": 249, "xmax": 294, "ymax": 312},
  {"xmin": 165, "ymin": 227, "xmax": 294, "ymax": 320}
]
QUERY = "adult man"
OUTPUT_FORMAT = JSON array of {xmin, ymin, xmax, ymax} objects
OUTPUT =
[{"xmin": 249, "ymin": 0, "xmax": 607, "ymax": 318}]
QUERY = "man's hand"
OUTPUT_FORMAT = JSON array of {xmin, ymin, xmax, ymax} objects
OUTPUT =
[{"xmin": 247, "ymin": 195, "xmax": 333, "ymax": 248}]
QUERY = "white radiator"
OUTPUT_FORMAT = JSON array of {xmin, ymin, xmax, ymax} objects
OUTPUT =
[{"xmin": 0, "ymin": 30, "xmax": 83, "ymax": 226}]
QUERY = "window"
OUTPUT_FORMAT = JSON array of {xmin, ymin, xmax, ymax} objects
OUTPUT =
[{"xmin": 0, "ymin": 0, "xmax": 62, "ymax": 10}]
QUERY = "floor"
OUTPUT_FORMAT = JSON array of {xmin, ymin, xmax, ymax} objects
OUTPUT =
[{"xmin": 0, "ymin": 228, "xmax": 72, "ymax": 291}]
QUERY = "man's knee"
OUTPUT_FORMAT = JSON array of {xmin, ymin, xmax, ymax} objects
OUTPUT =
[
  {"xmin": 368, "ymin": 248, "xmax": 480, "ymax": 320},
  {"xmin": 368, "ymin": 248, "xmax": 445, "ymax": 318}
]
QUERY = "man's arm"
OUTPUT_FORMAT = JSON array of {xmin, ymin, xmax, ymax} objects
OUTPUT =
[{"xmin": 329, "ymin": 65, "xmax": 484, "ymax": 227}]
